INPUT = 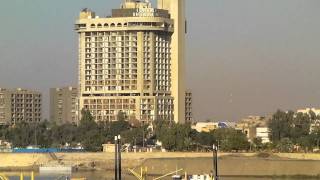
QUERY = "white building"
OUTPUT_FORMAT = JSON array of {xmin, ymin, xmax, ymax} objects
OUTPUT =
[{"xmin": 256, "ymin": 127, "xmax": 270, "ymax": 144}]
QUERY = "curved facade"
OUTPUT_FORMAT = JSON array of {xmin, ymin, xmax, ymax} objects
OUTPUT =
[{"xmin": 75, "ymin": 0, "xmax": 185, "ymax": 124}]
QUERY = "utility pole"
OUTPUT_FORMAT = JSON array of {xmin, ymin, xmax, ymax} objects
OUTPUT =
[
  {"xmin": 114, "ymin": 135, "xmax": 122, "ymax": 180},
  {"xmin": 212, "ymin": 144, "xmax": 218, "ymax": 180},
  {"xmin": 118, "ymin": 135, "xmax": 122, "ymax": 180},
  {"xmin": 115, "ymin": 136, "xmax": 118, "ymax": 180}
]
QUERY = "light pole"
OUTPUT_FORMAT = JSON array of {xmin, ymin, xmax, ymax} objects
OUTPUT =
[
  {"xmin": 114, "ymin": 135, "xmax": 122, "ymax": 180},
  {"xmin": 118, "ymin": 135, "xmax": 122, "ymax": 180},
  {"xmin": 212, "ymin": 144, "xmax": 219, "ymax": 180},
  {"xmin": 114, "ymin": 136, "xmax": 118, "ymax": 180}
]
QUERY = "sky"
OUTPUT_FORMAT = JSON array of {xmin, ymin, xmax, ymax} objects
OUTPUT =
[{"xmin": 0, "ymin": 0, "xmax": 320, "ymax": 121}]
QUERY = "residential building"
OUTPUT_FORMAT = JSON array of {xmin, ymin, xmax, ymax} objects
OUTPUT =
[
  {"xmin": 297, "ymin": 108, "xmax": 320, "ymax": 132},
  {"xmin": 75, "ymin": 0, "xmax": 186, "ymax": 123},
  {"xmin": 50, "ymin": 87, "xmax": 78, "ymax": 125},
  {"xmin": 297, "ymin": 108, "xmax": 320, "ymax": 116},
  {"xmin": 256, "ymin": 127, "xmax": 270, "ymax": 144},
  {"xmin": 297, "ymin": 108, "xmax": 320, "ymax": 133},
  {"xmin": 0, "ymin": 88, "xmax": 42, "ymax": 125},
  {"xmin": 185, "ymin": 90, "xmax": 193, "ymax": 123},
  {"xmin": 192, "ymin": 122, "xmax": 231, "ymax": 133},
  {"xmin": 235, "ymin": 116, "xmax": 268, "ymax": 141}
]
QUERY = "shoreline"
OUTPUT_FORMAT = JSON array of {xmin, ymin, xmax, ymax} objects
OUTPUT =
[{"xmin": 0, "ymin": 152, "xmax": 320, "ymax": 176}]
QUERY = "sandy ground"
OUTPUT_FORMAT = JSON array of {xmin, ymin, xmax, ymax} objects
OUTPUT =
[{"xmin": 0, "ymin": 153, "xmax": 320, "ymax": 176}]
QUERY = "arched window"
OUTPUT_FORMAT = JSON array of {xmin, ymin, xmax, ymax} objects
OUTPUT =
[
  {"xmin": 97, "ymin": 23, "xmax": 102, "ymax": 28},
  {"xmin": 110, "ymin": 23, "xmax": 115, "ymax": 27},
  {"xmin": 90, "ymin": 24, "xmax": 96, "ymax": 28},
  {"xmin": 104, "ymin": 23, "xmax": 109, "ymax": 28},
  {"xmin": 123, "ymin": 23, "xmax": 128, "ymax": 27},
  {"xmin": 117, "ymin": 23, "xmax": 122, "ymax": 27}
]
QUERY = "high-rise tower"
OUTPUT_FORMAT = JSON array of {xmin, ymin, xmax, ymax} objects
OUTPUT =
[
  {"xmin": 75, "ymin": 0, "xmax": 186, "ymax": 124},
  {"xmin": 158, "ymin": 0, "xmax": 186, "ymax": 123}
]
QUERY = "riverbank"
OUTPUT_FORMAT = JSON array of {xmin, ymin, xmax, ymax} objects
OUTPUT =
[{"xmin": 0, "ymin": 153, "xmax": 320, "ymax": 176}]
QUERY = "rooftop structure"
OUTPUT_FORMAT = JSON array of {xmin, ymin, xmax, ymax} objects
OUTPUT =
[{"xmin": 75, "ymin": 0, "xmax": 186, "ymax": 123}]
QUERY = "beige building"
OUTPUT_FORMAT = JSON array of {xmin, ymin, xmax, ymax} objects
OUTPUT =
[
  {"xmin": 0, "ymin": 88, "xmax": 42, "ymax": 125},
  {"xmin": 50, "ymin": 87, "xmax": 78, "ymax": 125},
  {"xmin": 235, "ymin": 116, "xmax": 268, "ymax": 141},
  {"xmin": 185, "ymin": 90, "xmax": 193, "ymax": 122},
  {"xmin": 192, "ymin": 121, "xmax": 233, "ymax": 133},
  {"xmin": 75, "ymin": 0, "xmax": 186, "ymax": 123},
  {"xmin": 297, "ymin": 108, "xmax": 320, "ymax": 132},
  {"xmin": 192, "ymin": 122, "xmax": 220, "ymax": 133},
  {"xmin": 297, "ymin": 108, "xmax": 320, "ymax": 116}
]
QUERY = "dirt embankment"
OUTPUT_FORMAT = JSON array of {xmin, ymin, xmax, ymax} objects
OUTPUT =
[{"xmin": 0, "ymin": 152, "xmax": 320, "ymax": 176}]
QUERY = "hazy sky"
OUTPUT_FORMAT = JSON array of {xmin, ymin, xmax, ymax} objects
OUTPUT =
[{"xmin": 1, "ymin": 0, "xmax": 320, "ymax": 121}]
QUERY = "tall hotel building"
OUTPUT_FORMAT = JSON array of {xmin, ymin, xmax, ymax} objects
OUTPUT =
[
  {"xmin": 75, "ymin": 0, "xmax": 187, "ymax": 123},
  {"xmin": 0, "ymin": 88, "xmax": 42, "ymax": 125}
]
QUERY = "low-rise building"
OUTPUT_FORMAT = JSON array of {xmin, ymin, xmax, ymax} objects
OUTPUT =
[
  {"xmin": 102, "ymin": 143, "xmax": 115, "ymax": 153},
  {"xmin": 0, "ymin": 140, "xmax": 12, "ymax": 152},
  {"xmin": 235, "ymin": 116, "xmax": 269, "ymax": 142},
  {"xmin": 192, "ymin": 122, "xmax": 231, "ymax": 133},
  {"xmin": 297, "ymin": 108, "xmax": 320, "ymax": 116},
  {"xmin": 297, "ymin": 108, "xmax": 320, "ymax": 132},
  {"xmin": 256, "ymin": 127, "xmax": 270, "ymax": 144}
]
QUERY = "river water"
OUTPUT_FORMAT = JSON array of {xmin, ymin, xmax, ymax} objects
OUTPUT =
[{"xmin": 4, "ymin": 172, "xmax": 318, "ymax": 180}]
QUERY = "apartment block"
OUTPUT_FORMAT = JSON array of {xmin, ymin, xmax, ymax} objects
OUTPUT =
[
  {"xmin": 50, "ymin": 87, "xmax": 78, "ymax": 125},
  {"xmin": 75, "ymin": 0, "xmax": 186, "ymax": 123},
  {"xmin": 0, "ymin": 88, "xmax": 42, "ymax": 125}
]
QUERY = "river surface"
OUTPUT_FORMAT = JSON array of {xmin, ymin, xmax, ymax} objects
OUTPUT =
[{"xmin": 4, "ymin": 172, "xmax": 318, "ymax": 180}]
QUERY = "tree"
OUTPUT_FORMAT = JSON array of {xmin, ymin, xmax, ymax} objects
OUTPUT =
[
  {"xmin": 153, "ymin": 121, "xmax": 196, "ymax": 151},
  {"xmin": 252, "ymin": 137, "xmax": 263, "ymax": 151},
  {"xmin": 268, "ymin": 110, "xmax": 313, "ymax": 151},
  {"xmin": 78, "ymin": 109, "xmax": 105, "ymax": 151},
  {"xmin": 195, "ymin": 132, "xmax": 215, "ymax": 147},
  {"xmin": 50, "ymin": 123, "xmax": 77, "ymax": 147},
  {"xmin": 117, "ymin": 111, "xmax": 127, "ymax": 121},
  {"xmin": 268, "ymin": 110, "xmax": 294, "ymax": 143},
  {"xmin": 290, "ymin": 112, "xmax": 311, "ymax": 144},
  {"xmin": 121, "ymin": 125, "xmax": 148, "ymax": 146},
  {"xmin": 214, "ymin": 128, "xmax": 250, "ymax": 151},
  {"xmin": 276, "ymin": 138, "xmax": 294, "ymax": 153}
]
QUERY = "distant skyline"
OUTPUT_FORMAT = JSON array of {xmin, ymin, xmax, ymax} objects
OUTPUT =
[{"xmin": 1, "ymin": 0, "xmax": 320, "ymax": 121}]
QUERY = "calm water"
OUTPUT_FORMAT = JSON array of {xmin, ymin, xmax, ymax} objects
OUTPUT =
[{"xmin": 4, "ymin": 172, "xmax": 319, "ymax": 180}]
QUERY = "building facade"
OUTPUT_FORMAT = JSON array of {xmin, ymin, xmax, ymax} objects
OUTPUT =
[
  {"xmin": 185, "ymin": 90, "xmax": 192, "ymax": 122},
  {"xmin": 192, "ymin": 122, "xmax": 232, "ymax": 133},
  {"xmin": 235, "ymin": 116, "xmax": 269, "ymax": 142},
  {"xmin": 50, "ymin": 87, "xmax": 78, "ymax": 125},
  {"xmin": 256, "ymin": 127, "xmax": 270, "ymax": 144},
  {"xmin": 0, "ymin": 88, "xmax": 42, "ymax": 125},
  {"xmin": 297, "ymin": 108, "xmax": 320, "ymax": 116},
  {"xmin": 75, "ymin": 0, "xmax": 186, "ymax": 123}
]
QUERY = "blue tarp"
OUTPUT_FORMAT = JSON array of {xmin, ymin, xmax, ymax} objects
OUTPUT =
[{"xmin": 12, "ymin": 148, "xmax": 84, "ymax": 153}]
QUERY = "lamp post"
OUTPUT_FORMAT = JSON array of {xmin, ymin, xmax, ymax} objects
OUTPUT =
[
  {"xmin": 114, "ymin": 135, "xmax": 122, "ymax": 180},
  {"xmin": 212, "ymin": 144, "xmax": 218, "ymax": 180},
  {"xmin": 118, "ymin": 135, "xmax": 122, "ymax": 180},
  {"xmin": 115, "ymin": 136, "xmax": 118, "ymax": 180}
]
